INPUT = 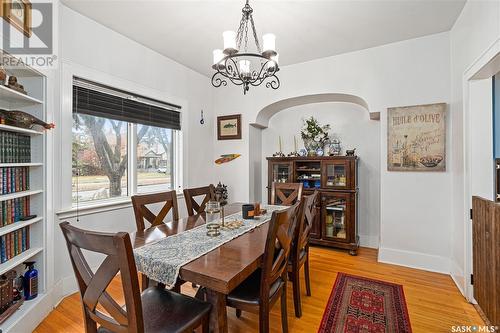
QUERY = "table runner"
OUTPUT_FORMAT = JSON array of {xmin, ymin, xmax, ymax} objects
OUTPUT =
[{"xmin": 133, "ymin": 205, "xmax": 286, "ymax": 289}]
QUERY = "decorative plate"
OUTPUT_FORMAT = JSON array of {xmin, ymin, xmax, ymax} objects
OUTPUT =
[{"xmin": 316, "ymin": 148, "xmax": 324, "ymax": 156}]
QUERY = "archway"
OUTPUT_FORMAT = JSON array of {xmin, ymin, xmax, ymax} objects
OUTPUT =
[{"xmin": 251, "ymin": 93, "xmax": 378, "ymax": 129}]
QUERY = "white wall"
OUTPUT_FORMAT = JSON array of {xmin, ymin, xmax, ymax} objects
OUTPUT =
[
  {"xmin": 53, "ymin": 5, "xmax": 217, "ymax": 296},
  {"xmin": 449, "ymin": 0, "xmax": 500, "ymax": 294},
  {"xmin": 261, "ymin": 103, "xmax": 380, "ymax": 248},
  {"xmin": 213, "ymin": 32, "xmax": 452, "ymax": 273}
]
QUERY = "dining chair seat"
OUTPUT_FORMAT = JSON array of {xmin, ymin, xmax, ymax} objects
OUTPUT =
[
  {"xmin": 97, "ymin": 286, "xmax": 211, "ymax": 333},
  {"xmin": 227, "ymin": 269, "xmax": 284, "ymax": 307}
]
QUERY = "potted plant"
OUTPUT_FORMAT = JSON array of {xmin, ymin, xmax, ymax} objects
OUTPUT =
[{"xmin": 300, "ymin": 116, "xmax": 330, "ymax": 156}]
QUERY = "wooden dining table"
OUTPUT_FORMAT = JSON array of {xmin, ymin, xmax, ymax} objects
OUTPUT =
[{"xmin": 130, "ymin": 202, "xmax": 274, "ymax": 333}]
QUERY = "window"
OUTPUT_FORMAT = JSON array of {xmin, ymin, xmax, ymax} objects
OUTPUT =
[
  {"xmin": 137, "ymin": 125, "xmax": 173, "ymax": 193},
  {"xmin": 72, "ymin": 78, "xmax": 181, "ymax": 205},
  {"xmin": 72, "ymin": 114, "xmax": 128, "ymax": 203}
]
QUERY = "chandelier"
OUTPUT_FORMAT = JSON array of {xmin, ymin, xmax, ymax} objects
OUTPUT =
[{"xmin": 211, "ymin": 0, "xmax": 280, "ymax": 95}]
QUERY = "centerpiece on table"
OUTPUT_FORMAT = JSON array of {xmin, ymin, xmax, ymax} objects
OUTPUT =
[{"xmin": 300, "ymin": 116, "xmax": 330, "ymax": 156}]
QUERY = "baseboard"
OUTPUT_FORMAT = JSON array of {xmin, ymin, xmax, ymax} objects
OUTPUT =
[
  {"xmin": 378, "ymin": 247, "xmax": 450, "ymax": 274},
  {"xmin": 359, "ymin": 234, "xmax": 379, "ymax": 249},
  {"xmin": 450, "ymin": 259, "xmax": 466, "ymax": 296}
]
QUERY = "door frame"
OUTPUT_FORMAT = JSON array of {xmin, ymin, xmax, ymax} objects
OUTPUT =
[{"xmin": 463, "ymin": 37, "xmax": 500, "ymax": 302}]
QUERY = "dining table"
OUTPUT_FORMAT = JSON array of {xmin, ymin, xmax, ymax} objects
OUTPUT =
[{"xmin": 130, "ymin": 202, "xmax": 278, "ymax": 333}]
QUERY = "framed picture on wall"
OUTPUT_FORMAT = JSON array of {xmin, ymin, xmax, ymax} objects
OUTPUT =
[
  {"xmin": 217, "ymin": 114, "xmax": 242, "ymax": 140},
  {"xmin": 2, "ymin": 0, "xmax": 32, "ymax": 37},
  {"xmin": 387, "ymin": 103, "xmax": 446, "ymax": 172}
]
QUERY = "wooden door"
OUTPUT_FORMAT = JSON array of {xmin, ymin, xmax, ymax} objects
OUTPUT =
[
  {"xmin": 321, "ymin": 160, "xmax": 352, "ymax": 190},
  {"xmin": 267, "ymin": 161, "xmax": 293, "ymax": 203},
  {"xmin": 472, "ymin": 196, "xmax": 499, "ymax": 326},
  {"xmin": 321, "ymin": 192, "xmax": 353, "ymax": 243}
]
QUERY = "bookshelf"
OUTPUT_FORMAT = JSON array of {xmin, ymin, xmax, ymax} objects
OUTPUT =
[{"xmin": 0, "ymin": 57, "xmax": 46, "ymax": 332}]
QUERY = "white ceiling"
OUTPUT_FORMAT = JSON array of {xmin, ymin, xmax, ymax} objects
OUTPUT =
[{"xmin": 61, "ymin": 0, "xmax": 466, "ymax": 77}]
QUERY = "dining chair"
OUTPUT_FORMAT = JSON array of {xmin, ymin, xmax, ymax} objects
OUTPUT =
[
  {"xmin": 226, "ymin": 201, "xmax": 303, "ymax": 333},
  {"xmin": 271, "ymin": 182, "xmax": 303, "ymax": 206},
  {"xmin": 131, "ymin": 190, "xmax": 180, "ymax": 291},
  {"xmin": 288, "ymin": 190, "xmax": 319, "ymax": 317},
  {"xmin": 183, "ymin": 184, "xmax": 216, "ymax": 216},
  {"xmin": 59, "ymin": 221, "xmax": 211, "ymax": 333},
  {"xmin": 131, "ymin": 190, "xmax": 179, "ymax": 231}
]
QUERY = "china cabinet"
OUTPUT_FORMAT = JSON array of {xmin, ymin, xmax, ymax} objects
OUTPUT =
[{"xmin": 267, "ymin": 156, "xmax": 359, "ymax": 254}]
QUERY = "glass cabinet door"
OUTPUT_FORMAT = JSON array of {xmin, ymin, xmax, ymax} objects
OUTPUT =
[
  {"xmin": 322, "ymin": 161, "xmax": 350, "ymax": 189},
  {"xmin": 322, "ymin": 193, "xmax": 351, "ymax": 242},
  {"xmin": 271, "ymin": 162, "xmax": 292, "ymax": 183}
]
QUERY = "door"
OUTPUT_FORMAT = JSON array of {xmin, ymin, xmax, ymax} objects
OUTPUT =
[
  {"xmin": 472, "ymin": 197, "xmax": 499, "ymax": 326},
  {"xmin": 321, "ymin": 192, "xmax": 352, "ymax": 243},
  {"xmin": 268, "ymin": 161, "xmax": 293, "ymax": 203},
  {"xmin": 321, "ymin": 160, "xmax": 351, "ymax": 190}
]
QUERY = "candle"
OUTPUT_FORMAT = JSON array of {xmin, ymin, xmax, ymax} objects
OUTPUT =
[
  {"xmin": 279, "ymin": 135, "xmax": 282, "ymax": 152},
  {"xmin": 294, "ymin": 136, "xmax": 297, "ymax": 152}
]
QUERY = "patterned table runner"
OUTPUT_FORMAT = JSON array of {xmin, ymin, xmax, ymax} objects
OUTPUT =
[{"xmin": 134, "ymin": 205, "xmax": 286, "ymax": 289}]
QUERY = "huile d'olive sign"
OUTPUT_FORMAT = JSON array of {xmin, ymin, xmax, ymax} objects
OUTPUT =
[{"xmin": 387, "ymin": 103, "xmax": 446, "ymax": 172}]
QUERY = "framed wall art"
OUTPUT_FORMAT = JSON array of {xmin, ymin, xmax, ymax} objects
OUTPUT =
[
  {"xmin": 3, "ymin": 0, "xmax": 32, "ymax": 37},
  {"xmin": 387, "ymin": 103, "xmax": 446, "ymax": 172},
  {"xmin": 217, "ymin": 114, "xmax": 242, "ymax": 140}
]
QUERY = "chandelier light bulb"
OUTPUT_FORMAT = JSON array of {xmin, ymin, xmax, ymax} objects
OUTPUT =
[
  {"xmin": 239, "ymin": 59, "xmax": 251, "ymax": 78},
  {"xmin": 262, "ymin": 33, "xmax": 277, "ymax": 58},
  {"xmin": 223, "ymin": 31, "xmax": 238, "ymax": 54}
]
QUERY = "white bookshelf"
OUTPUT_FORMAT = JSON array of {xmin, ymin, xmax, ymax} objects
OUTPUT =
[
  {"xmin": 0, "ymin": 85, "xmax": 43, "ymax": 109},
  {"xmin": 0, "ymin": 124, "xmax": 43, "ymax": 136},
  {"xmin": 0, "ymin": 58, "xmax": 46, "ymax": 332}
]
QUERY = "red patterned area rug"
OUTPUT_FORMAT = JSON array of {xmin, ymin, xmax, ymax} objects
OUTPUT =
[{"xmin": 318, "ymin": 273, "xmax": 412, "ymax": 333}]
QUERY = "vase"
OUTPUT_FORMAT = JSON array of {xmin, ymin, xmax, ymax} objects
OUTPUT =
[{"xmin": 303, "ymin": 138, "xmax": 321, "ymax": 156}]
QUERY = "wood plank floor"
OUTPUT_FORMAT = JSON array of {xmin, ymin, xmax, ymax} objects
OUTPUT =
[{"xmin": 34, "ymin": 247, "xmax": 483, "ymax": 333}]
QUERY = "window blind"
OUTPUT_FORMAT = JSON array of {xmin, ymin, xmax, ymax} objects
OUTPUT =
[{"xmin": 72, "ymin": 77, "xmax": 181, "ymax": 130}]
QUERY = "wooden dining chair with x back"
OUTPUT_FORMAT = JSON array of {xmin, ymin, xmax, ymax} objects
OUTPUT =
[
  {"xmin": 226, "ymin": 201, "xmax": 304, "ymax": 333},
  {"xmin": 271, "ymin": 182, "xmax": 303, "ymax": 206},
  {"xmin": 183, "ymin": 184, "xmax": 216, "ymax": 216},
  {"xmin": 288, "ymin": 190, "xmax": 319, "ymax": 318},
  {"xmin": 59, "ymin": 222, "xmax": 211, "ymax": 333},
  {"xmin": 131, "ymin": 190, "xmax": 179, "ymax": 232},
  {"xmin": 131, "ymin": 190, "xmax": 179, "ymax": 290}
]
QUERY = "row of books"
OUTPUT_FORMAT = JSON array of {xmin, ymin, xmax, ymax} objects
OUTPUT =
[
  {"xmin": 0, "ymin": 167, "xmax": 30, "ymax": 194},
  {"xmin": 0, "ymin": 131, "xmax": 31, "ymax": 163},
  {"xmin": 0, "ymin": 197, "xmax": 30, "ymax": 227},
  {"xmin": 0, "ymin": 226, "xmax": 30, "ymax": 264}
]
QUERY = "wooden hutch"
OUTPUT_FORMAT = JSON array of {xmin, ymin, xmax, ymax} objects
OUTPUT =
[{"xmin": 267, "ymin": 156, "xmax": 359, "ymax": 255}]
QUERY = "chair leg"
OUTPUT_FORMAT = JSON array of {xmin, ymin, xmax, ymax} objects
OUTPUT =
[
  {"xmin": 259, "ymin": 304, "xmax": 270, "ymax": 333},
  {"xmin": 201, "ymin": 315, "xmax": 209, "ymax": 333},
  {"xmin": 304, "ymin": 249, "xmax": 312, "ymax": 297},
  {"xmin": 281, "ymin": 285, "xmax": 288, "ymax": 333},
  {"xmin": 291, "ymin": 269, "xmax": 302, "ymax": 318},
  {"xmin": 236, "ymin": 309, "xmax": 242, "ymax": 318}
]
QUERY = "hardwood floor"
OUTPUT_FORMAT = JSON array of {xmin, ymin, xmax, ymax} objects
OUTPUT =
[{"xmin": 34, "ymin": 247, "xmax": 483, "ymax": 333}]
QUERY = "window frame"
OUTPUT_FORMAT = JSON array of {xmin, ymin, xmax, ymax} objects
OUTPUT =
[{"xmin": 60, "ymin": 67, "xmax": 185, "ymax": 214}]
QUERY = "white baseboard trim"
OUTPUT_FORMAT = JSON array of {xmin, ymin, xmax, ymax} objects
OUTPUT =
[
  {"xmin": 450, "ymin": 260, "xmax": 466, "ymax": 296},
  {"xmin": 359, "ymin": 234, "xmax": 379, "ymax": 249},
  {"xmin": 378, "ymin": 247, "xmax": 450, "ymax": 274}
]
